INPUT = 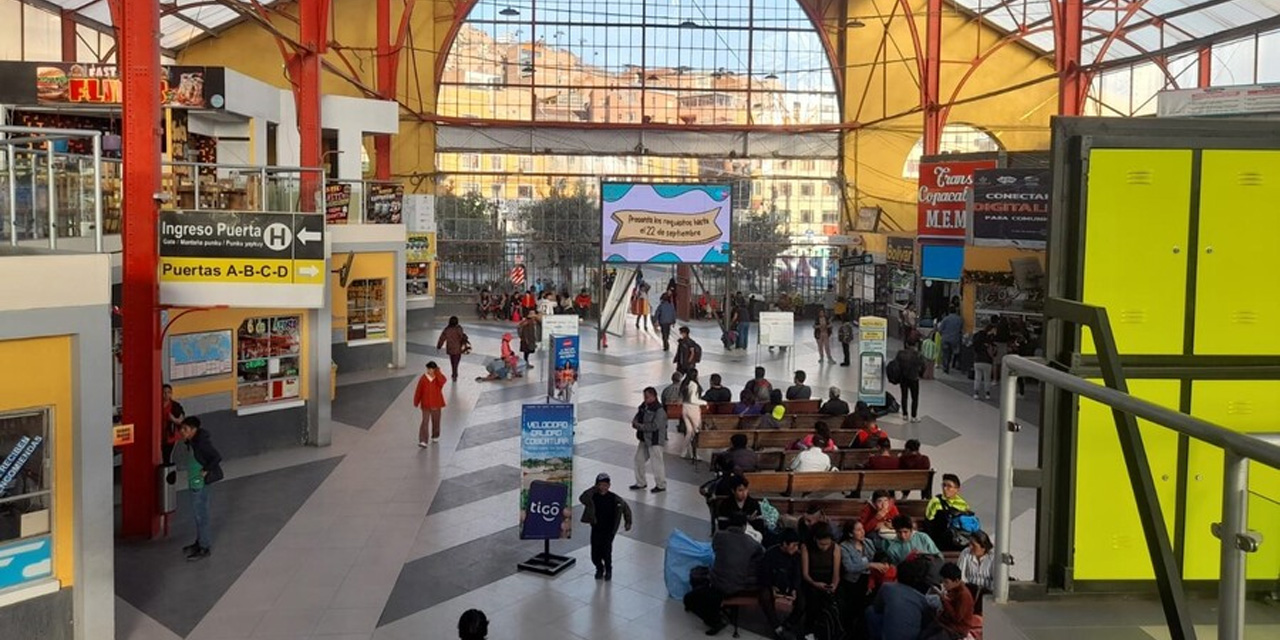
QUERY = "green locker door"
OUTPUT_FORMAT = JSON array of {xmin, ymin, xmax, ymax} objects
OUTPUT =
[
  {"xmin": 1185, "ymin": 381, "xmax": 1280, "ymax": 580},
  {"xmin": 1195, "ymin": 150, "xmax": 1280, "ymax": 355},
  {"xmin": 1081, "ymin": 149, "xmax": 1193, "ymax": 355},
  {"xmin": 1072, "ymin": 380, "xmax": 1181, "ymax": 580}
]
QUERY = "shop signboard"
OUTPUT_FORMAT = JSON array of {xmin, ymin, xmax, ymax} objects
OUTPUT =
[
  {"xmin": 917, "ymin": 159, "xmax": 998, "ymax": 239},
  {"xmin": 758, "ymin": 311, "xmax": 795, "ymax": 347},
  {"xmin": 601, "ymin": 182, "xmax": 732, "ymax": 264},
  {"xmin": 325, "ymin": 182, "xmax": 353, "ymax": 224},
  {"xmin": 158, "ymin": 210, "xmax": 325, "ymax": 308},
  {"xmin": 857, "ymin": 316, "xmax": 887, "ymax": 405},
  {"xmin": 548, "ymin": 334, "xmax": 580, "ymax": 403},
  {"xmin": 886, "ymin": 236, "xmax": 915, "ymax": 266},
  {"xmin": 519, "ymin": 404, "xmax": 574, "ymax": 540},
  {"xmin": 365, "ymin": 183, "xmax": 404, "ymax": 224},
  {"xmin": 0, "ymin": 62, "xmax": 225, "ymax": 108},
  {"xmin": 0, "ymin": 535, "xmax": 52, "ymax": 591},
  {"xmin": 970, "ymin": 169, "xmax": 1051, "ymax": 248}
]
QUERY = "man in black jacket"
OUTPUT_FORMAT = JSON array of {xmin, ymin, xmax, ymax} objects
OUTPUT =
[
  {"xmin": 179, "ymin": 416, "xmax": 223, "ymax": 561},
  {"xmin": 818, "ymin": 386, "xmax": 850, "ymax": 417},
  {"xmin": 758, "ymin": 529, "xmax": 805, "ymax": 640},
  {"xmin": 701, "ymin": 374, "xmax": 733, "ymax": 404},
  {"xmin": 674, "ymin": 326, "xmax": 702, "ymax": 374}
]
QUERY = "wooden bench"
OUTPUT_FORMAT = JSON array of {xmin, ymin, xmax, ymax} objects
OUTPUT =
[
  {"xmin": 785, "ymin": 399, "xmax": 821, "ymax": 413},
  {"xmin": 741, "ymin": 469, "xmax": 934, "ymax": 498},
  {"xmin": 694, "ymin": 429, "xmax": 901, "ymax": 457},
  {"xmin": 698, "ymin": 413, "xmax": 847, "ymax": 431}
]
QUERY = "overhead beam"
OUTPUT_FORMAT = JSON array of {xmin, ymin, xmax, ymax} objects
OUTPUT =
[{"xmin": 1086, "ymin": 14, "xmax": 1280, "ymax": 73}]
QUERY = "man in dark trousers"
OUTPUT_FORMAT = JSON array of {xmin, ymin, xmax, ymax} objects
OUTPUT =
[
  {"xmin": 179, "ymin": 416, "xmax": 223, "ymax": 561},
  {"xmin": 579, "ymin": 473, "xmax": 632, "ymax": 581},
  {"xmin": 674, "ymin": 326, "xmax": 702, "ymax": 374}
]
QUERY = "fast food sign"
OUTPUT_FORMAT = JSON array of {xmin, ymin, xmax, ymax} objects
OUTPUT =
[{"xmin": 0, "ymin": 62, "xmax": 225, "ymax": 109}]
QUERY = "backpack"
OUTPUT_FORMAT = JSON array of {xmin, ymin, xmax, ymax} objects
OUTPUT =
[
  {"xmin": 689, "ymin": 340, "xmax": 702, "ymax": 364},
  {"xmin": 886, "ymin": 358, "xmax": 902, "ymax": 385},
  {"xmin": 809, "ymin": 600, "xmax": 844, "ymax": 640},
  {"xmin": 931, "ymin": 495, "xmax": 980, "ymax": 549},
  {"xmin": 838, "ymin": 322, "xmax": 854, "ymax": 343}
]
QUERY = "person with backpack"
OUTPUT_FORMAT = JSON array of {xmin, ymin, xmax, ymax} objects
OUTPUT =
[
  {"xmin": 674, "ymin": 326, "xmax": 702, "ymax": 374},
  {"xmin": 744, "ymin": 366, "xmax": 773, "ymax": 404},
  {"xmin": 927, "ymin": 474, "xmax": 979, "ymax": 551},
  {"xmin": 436, "ymin": 316, "xmax": 470, "ymax": 381},
  {"xmin": 837, "ymin": 316, "xmax": 855, "ymax": 367},
  {"xmin": 889, "ymin": 339, "xmax": 927, "ymax": 423},
  {"xmin": 655, "ymin": 293, "xmax": 677, "ymax": 350}
]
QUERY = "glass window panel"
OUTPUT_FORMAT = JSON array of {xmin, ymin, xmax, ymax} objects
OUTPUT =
[
  {"xmin": 1131, "ymin": 62, "xmax": 1165, "ymax": 116},
  {"xmin": 23, "ymin": 4, "xmax": 61, "ymax": 61},
  {"xmin": 76, "ymin": 25, "xmax": 98, "ymax": 63},
  {"xmin": 1212, "ymin": 37, "xmax": 1256, "ymax": 86},
  {"xmin": 0, "ymin": 0, "xmax": 22, "ymax": 61},
  {"xmin": 1258, "ymin": 30, "xmax": 1280, "ymax": 84}
]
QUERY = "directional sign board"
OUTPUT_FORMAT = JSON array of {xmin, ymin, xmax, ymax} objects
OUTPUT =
[{"xmin": 159, "ymin": 210, "xmax": 325, "ymax": 308}]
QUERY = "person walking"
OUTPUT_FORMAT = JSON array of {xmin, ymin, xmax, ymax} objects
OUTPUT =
[
  {"xmin": 893, "ymin": 339, "xmax": 927, "ymax": 423},
  {"xmin": 518, "ymin": 312, "xmax": 539, "ymax": 367},
  {"xmin": 178, "ymin": 416, "xmax": 223, "ymax": 561},
  {"xmin": 436, "ymin": 316, "xmax": 470, "ymax": 381},
  {"xmin": 630, "ymin": 387, "xmax": 668, "ymax": 493},
  {"xmin": 655, "ymin": 293, "xmax": 677, "ymax": 351},
  {"xmin": 580, "ymin": 473, "xmax": 633, "ymax": 580},
  {"xmin": 413, "ymin": 361, "xmax": 447, "ymax": 446},
  {"xmin": 679, "ymin": 368, "xmax": 707, "ymax": 460},
  {"xmin": 972, "ymin": 322, "xmax": 997, "ymax": 400},
  {"xmin": 458, "ymin": 609, "xmax": 488, "ymax": 640},
  {"xmin": 632, "ymin": 283, "xmax": 652, "ymax": 331},
  {"xmin": 733, "ymin": 303, "xmax": 750, "ymax": 350},
  {"xmin": 813, "ymin": 308, "xmax": 834, "ymax": 363},
  {"xmin": 674, "ymin": 326, "xmax": 702, "ymax": 375},
  {"xmin": 900, "ymin": 302, "xmax": 918, "ymax": 341},
  {"xmin": 837, "ymin": 315, "xmax": 855, "ymax": 367},
  {"xmin": 936, "ymin": 306, "xmax": 963, "ymax": 374}
]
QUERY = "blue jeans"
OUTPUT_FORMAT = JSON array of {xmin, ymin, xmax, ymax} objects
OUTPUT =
[
  {"xmin": 736, "ymin": 322, "xmax": 749, "ymax": 349},
  {"xmin": 192, "ymin": 487, "xmax": 212, "ymax": 549}
]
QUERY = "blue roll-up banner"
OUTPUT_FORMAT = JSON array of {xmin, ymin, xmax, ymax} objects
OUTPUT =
[
  {"xmin": 548, "ymin": 334, "xmax": 580, "ymax": 403},
  {"xmin": 519, "ymin": 404, "xmax": 575, "ymax": 540}
]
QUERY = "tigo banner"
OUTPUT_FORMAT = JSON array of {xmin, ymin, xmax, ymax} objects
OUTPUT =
[{"xmin": 520, "ymin": 404, "xmax": 575, "ymax": 540}]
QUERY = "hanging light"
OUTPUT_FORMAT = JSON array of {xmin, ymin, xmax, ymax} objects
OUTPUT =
[
  {"xmin": 679, "ymin": 19, "xmax": 699, "ymax": 28},
  {"xmin": 765, "ymin": 73, "xmax": 778, "ymax": 80},
  {"xmin": 500, "ymin": 6, "xmax": 520, "ymax": 17},
  {"xmin": 846, "ymin": 18, "xmax": 866, "ymax": 28}
]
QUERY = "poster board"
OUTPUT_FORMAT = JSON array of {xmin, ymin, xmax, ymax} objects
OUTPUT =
[
  {"xmin": 970, "ymin": 168, "xmax": 1051, "ymax": 248},
  {"xmin": 601, "ymin": 182, "xmax": 731, "ymax": 264},
  {"xmin": 858, "ymin": 316, "xmax": 887, "ymax": 405},
  {"xmin": 541, "ymin": 314, "xmax": 580, "ymax": 351},
  {"xmin": 168, "ymin": 330, "xmax": 233, "ymax": 381},
  {"xmin": 758, "ymin": 311, "xmax": 795, "ymax": 347},
  {"xmin": 365, "ymin": 183, "xmax": 404, "ymax": 224},
  {"xmin": 324, "ymin": 182, "xmax": 352, "ymax": 224},
  {"xmin": 519, "ymin": 404, "xmax": 574, "ymax": 540},
  {"xmin": 548, "ymin": 335, "xmax": 580, "ymax": 403}
]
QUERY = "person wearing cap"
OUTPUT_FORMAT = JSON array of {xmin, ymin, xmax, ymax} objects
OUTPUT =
[{"xmin": 579, "ymin": 473, "xmax": 632, "ymax": 580}]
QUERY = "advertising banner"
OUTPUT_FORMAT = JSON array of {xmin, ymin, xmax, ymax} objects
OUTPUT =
[
  {"xmin": 0, "ymin": 62, "xmax": 225, "ymax": 108},
  {"xmin": 886, "ymin": 236, "xmax": 915, "ymax": 266},
  {"xmin": 406, "ymin": 232, "xmax": 437, "ymax": 301},
  {"xmin": 324, "ymin": 182, "xmax": 352, "ymax": 224},
  {"xmin": 917, "ymin": 159, "xmax": 999, "ymax": 239},
  {"xmin": 601, "ymin": 182, "xmax": 732, "ymax": 264},
  {"xmin": 548, "ymin": 334, "xmax": 580, "ymax": 403},
  {"xmin": 758, "ymin": 311, "xmax": 795, "ymax": 347},
  {"xmin": 365, "ymin": 183, "xmax": 404, "ymax": 224},
  {"xmin": 158, "ymin": 210, "xmax": 325, "ymax": 308},
  {"xmin": 858, "ymin": 316, "xmax": 887, "ymax": 405},
  {"xmin": 1157, "ymin": 83, "xmax": 1280, "ymax": 118},
  {"xmin": 970, "ymin": 169, "xmax": 1051, "ymax": 248},
  {"xmin": 541, "ymin": 314, "xmax": 580, "ymax": 351},
  {"xmin": 520, "ymin": 404, "xmax": 575, "ymax": 540}
]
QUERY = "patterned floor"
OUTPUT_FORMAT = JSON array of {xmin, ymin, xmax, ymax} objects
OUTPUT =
[{"xmin": 111, "ymin": 314, "xmax": 1267, "ymax": 640}]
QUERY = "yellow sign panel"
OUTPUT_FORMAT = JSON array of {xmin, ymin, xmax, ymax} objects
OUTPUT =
[
  {"xmin": 160, "ymin": 258, "xmax": 325, "ymax": 285},
  {"xmin": 113, "ymin": 424, "xmax": 135, "ymax": 446},
  {"xmin": 407, "ymin": 232, "xmax": 437, "ymax": 262}
]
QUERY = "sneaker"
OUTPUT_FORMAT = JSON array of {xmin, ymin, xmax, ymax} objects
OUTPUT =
[
  {"xmin": 604, "ymin": 569, "xmax": 612, "ymax": 581},
  {"xmin": 182, "ymin": 541, "xmax": 199, "ymax": 554},
  {"xmin": 651, "ymin": 486, "xmax": 666, "ymax": 494},
  {"xmin": 431, "ymin": 436, "xmax": 441, "ymax": 443},
  {"xmin": 902, "ymin": 414, "xmax": 909, "ymax": 421},
  {"xmin": 185, "ymin": 546, "xmax": 210, "ymax": 561},
  {"xmin": 911, "ymin": 416, "xmax": 921, "ymax": 423},
  {"xmin": 986, "ymin": 393, "xmax": 992, "ymax": 400},
  {"xmin": 418, "ymin": 441, "xmax": 428, "ymax": 448},
  {"xmin": 628, "ymin": 484, "xmax": 647, "ymax": 490},
  {"xmin": 594, "ymin": 568, "xmax": 604, "ymax": 580},
  {"xmin": 973, "ymin": 393, "xmax": 980, "ymax": 400}
]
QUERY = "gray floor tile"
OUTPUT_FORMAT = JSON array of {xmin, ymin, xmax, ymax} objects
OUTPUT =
[
  {"xmin": 331, "ymin": 374, "xmax": 419, "ymax": 429},
  {"xmin": 575, "ymin": 438, "xmax": 706, "ymax": 486},
  {"xmin": 427, "ymin": 465, "xmax": 521, "ymax": 514}
]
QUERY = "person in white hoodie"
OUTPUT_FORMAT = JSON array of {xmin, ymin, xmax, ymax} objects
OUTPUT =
[{"xmin": 790, "ymin": 434, "xmax": 835, "ymax": 472}]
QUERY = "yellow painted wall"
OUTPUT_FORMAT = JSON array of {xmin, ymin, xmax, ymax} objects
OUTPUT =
[
  {"xmin": 0, "ymin": 336, "xmax": 75, "ymax": 586},
  {"xmin": 330, "ymin": 251, "xmax": 398, "ymax": 337},
  {"xmin": 165, "ymin": 308, "xmax": 311, "ymax": 406}
]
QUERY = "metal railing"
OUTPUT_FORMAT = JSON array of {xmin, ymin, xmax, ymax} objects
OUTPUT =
[
  {"xmin": 2, "ymin": 126, "xmax": 104, "ymax": 252},
  {"xmin": 994, "ymin": 353, "xmax": 1280, "ymax": 640}
]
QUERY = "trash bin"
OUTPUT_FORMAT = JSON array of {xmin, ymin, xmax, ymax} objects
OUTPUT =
[{"xmin": 158, "ymin": 463, "xmax": 177, "ymax": 514}]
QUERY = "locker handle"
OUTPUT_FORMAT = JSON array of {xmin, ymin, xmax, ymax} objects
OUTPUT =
[
  {"xmin": 1172, "ymin": 246, "xmax": 1180, "ymax": 254},
  {"xmin": 1206, "ymin": 246, "xmax": 1214, "ymax": 254}
]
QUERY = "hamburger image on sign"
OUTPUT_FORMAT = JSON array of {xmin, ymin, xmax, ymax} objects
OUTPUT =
[{"xmin": 36, "ymin": 66, "xmax": 69, "ymax": 102}]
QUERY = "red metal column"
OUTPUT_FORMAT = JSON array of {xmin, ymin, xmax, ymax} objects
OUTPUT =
[
  {"xmin": 119, "ymin": 0, "xmax": 163, "ymax": 538},
  {"xmin": 922, "ymin": 0, "xmax": 943, "ymax": 155},
  {"xmin": 60, "ymin": 12, "xmax": 77, "ymax": 62},
  {"xmin": 1197, "ymin": 46, "xmax": 1212, "ymax": 87},
  {"xmin": 1058, "ymin": 0, "xmax": 1085, "ymax": 115},
  {"xmin": 374, "ymin": 0, "xmax": 393, "ymax": 180},
  {"xmin": 291, "ymin": 0, "xmax": 329, "ymax": 192}
]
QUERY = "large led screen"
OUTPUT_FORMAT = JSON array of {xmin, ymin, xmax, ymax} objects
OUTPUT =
[{"xmin": 601, "ymin": 182, "xmax": 731, "ymax": 264}]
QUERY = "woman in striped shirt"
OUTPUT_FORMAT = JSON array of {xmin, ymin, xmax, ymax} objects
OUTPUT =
[{"xmin": 959, "ymin": 529, "xmax": 996, "ymax": 614}]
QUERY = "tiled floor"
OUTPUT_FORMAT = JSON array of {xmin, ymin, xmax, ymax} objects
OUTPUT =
[{"xmin": 113, "ymin": 315, "xmax": 1251, "ymax": 640}]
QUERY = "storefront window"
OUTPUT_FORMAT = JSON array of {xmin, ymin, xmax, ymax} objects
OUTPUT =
[
  {"xmin": 347, "ymin": 279, "xmax": 388, "ymax": 341},
  {"xmin": 0, "ymin": 409, "xmax": 54, "ymax": 590},
  {"xmin": 236, "ymin": 316, "xmax": 301, "ymax": 407}
]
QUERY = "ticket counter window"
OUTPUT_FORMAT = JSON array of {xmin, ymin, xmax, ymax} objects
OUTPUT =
[
  {"xmin": 0, "ymin": 409, "xmax": 54, "ymax": 590},
  {"xmin": 347, "ymin": 279, "xmax": 388, "ymax": 342}
]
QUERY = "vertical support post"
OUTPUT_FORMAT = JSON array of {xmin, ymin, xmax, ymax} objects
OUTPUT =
[
  {"xmin": 92, "ymin": 134, "xmax": 103, "ymax": 252},
  {"xmin": 922, "ymin": 0, "xmax": 943, "ymax": 155},
  {"xmin": 1197, "ymin": 47, "xmax": 1212, "ymax": 88},
  {"xmin": 374, "ymin": 0, "xmax": 393, "ymax": 180},
  {"xmin": 993, "ymin": 366, "xmax": 1018, "ymax": 604},
  {"xmin": 292, "ymin": 0, "xmax": 329, "ymax": 207},
  {"xmin": 46, "ymin": 143, "xmax": 56, "ymax": 249},
  {"xmin": 7, "ymin": 147, "xmax": 16, "ymax": 245},
  {"xmin": 119, "ymin": 0, "xmax": 163, "ymax": 539},
  {"xmin": 60, "ymin": 11, "xmax": 78, "ymax": 63},
  {"xmin": 1218, "ymin": 451, "xmax": 1248, "ymax": 640},
  {"xmin": 1058, "ymin": 0, "xmax": 1085, "ymax": 115}
]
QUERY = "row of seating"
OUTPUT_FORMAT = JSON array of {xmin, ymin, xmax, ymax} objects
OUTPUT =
[
  {"xmin": 694, "ymin": 428, "xmax": 880, "ymax": 453},
  {"xmin": 663, "ymin": 399, "xmax": 826, "ymax": 423},
  {"xmin": 742, "ymin": 469, "xmax": 935, "ymax": 497}
]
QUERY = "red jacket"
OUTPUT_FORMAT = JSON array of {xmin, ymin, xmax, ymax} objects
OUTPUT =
[{"xmin": 413, "ymin": 373, "xmax": 446, "ymax": 409}]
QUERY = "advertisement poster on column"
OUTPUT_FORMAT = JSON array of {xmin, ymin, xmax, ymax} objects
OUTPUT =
[
  {"xmin": 858, "ymin": 316, "xmax": 887, "ymax": 405},
  {"xmin": 917, "ymin": 159, "xmax": 998, "ymax": 239},
  {"xmin": 548, "ymin": 335, "xmax": 580, "ymax": 403},
  {"xmin": 970, "ymin": 168, "xmax": 1051, "ymax": 248},
  {"xmin": 520, "ymin": 404, "xmax": 575, "ymax": 540},
  {"xmin": 601, "ymin": 182, "xmax": 731, "ymax": 264}
]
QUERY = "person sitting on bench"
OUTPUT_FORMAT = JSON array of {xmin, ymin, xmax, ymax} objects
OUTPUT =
[
  {"xmin": 862, "ymin": 437, "xmax": 898, "ymax": 470},
  {"xmin": 819, "ymin": 386, "xmax": 850, "ymax": 417},
  {"xmin": 883, "ymin": 515, "xmax": 941, "ymax": 565},
  {"xmin": 758, "ymin": 528, "xmax": 806, "ymax": 640},
  {"xmin": 687, "ymin": 512, "xmax": 764, "ymax": 636},
  {"xmin": 795, "ymin": 422, "xmax": 838, "ymax": 453},
  {"xmin": 715, "ymin": 475, "xmax": 765, "ymax": 533},
  {"xmin": 733, "ymin": 389, "xmax": 763, "ymax": 416},
  {"xmin": 713, "ymin": 433, "xmax": 759, "ymax": 475}
]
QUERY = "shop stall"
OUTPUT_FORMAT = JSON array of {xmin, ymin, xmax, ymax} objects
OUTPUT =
[{"xmin": 884, "ymin": 234, "xmax": 916, "ymax": 336}]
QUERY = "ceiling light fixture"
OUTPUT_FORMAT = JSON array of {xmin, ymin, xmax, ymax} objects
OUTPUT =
[
  {"xmin": 765, "ymin": 73, "xmax": 778, "ymax": 80},
  {"xmin": 679, "ymin": 20, "xmax": 699, "ymax": 28},
  {"xmin": 846, "ymin": 18, "xmax": 866, "ymax": 28},
  {"xmin": 500, "ymin": 7, "xmax": 520, "ymax": 17}
]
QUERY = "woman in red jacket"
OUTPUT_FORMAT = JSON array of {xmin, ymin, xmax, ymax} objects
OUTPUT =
[{"xmin": 413, "ymin": 361, "xmax": 447, "ymax": 447}]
